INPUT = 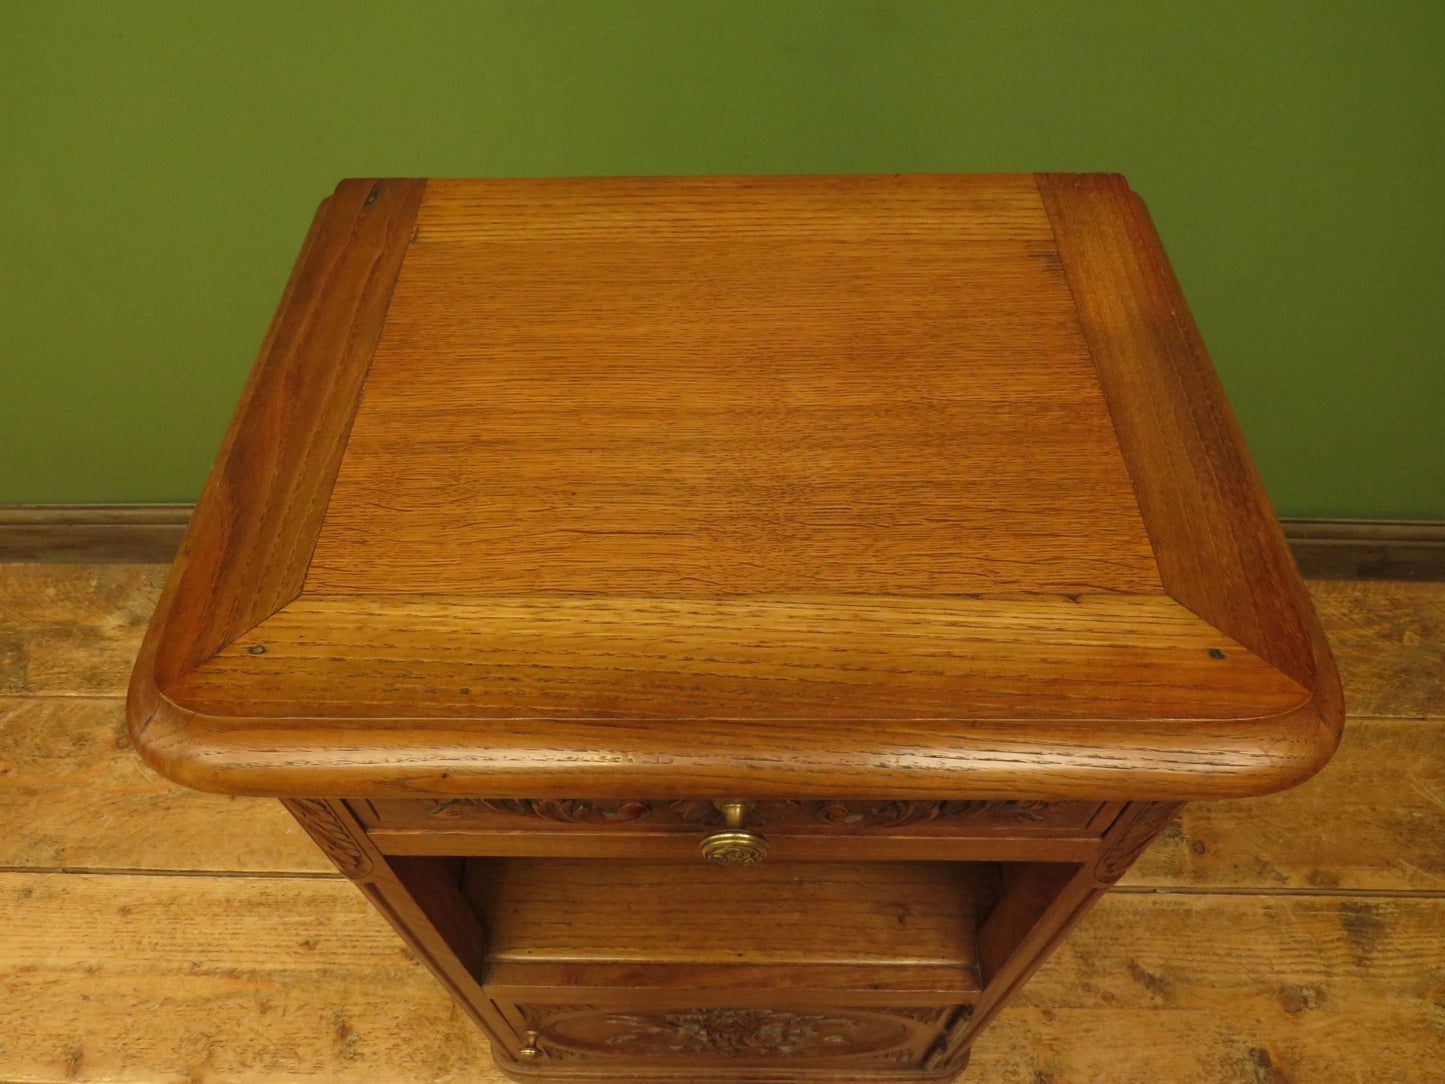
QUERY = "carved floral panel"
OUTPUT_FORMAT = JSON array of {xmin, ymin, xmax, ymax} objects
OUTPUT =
[
  {"xmin": 518, "ymin": 1005, "xmax": 928, "ymax": 1061},
  {"xmin": 419, "ymin": 797, "xmax": 1095, "ymax": 830}
]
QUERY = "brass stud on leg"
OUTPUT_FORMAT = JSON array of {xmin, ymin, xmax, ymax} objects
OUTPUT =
[{"xmin": 518, "ymin": 1029, "xmax": 542, "ymax": 1060}]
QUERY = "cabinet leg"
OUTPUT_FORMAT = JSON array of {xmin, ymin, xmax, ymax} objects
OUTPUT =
[
  {"xmin": 934, "ymin": 802, "xmax": 1183, "ymax": 1064},
  {"xmin": 282, "ymin": 798, "xmax": 518, "ymax": 1049}
]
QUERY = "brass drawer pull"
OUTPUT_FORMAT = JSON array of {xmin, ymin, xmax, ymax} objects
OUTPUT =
[{"xmin": 700, "ymin": 800, "xmax": 769, "ymax": 866}]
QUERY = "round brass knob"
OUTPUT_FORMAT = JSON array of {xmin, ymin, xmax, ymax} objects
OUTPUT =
[
  {"xmin": 517, "ymin": 1030, "xmax": 542, "ymax": 1061},
  {"xmin": 700, "ymin": 800, "xmax": 769, "ymax": 866}
]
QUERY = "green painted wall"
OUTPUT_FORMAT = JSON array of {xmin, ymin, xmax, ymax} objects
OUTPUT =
[{"xmin": 2, "ymin": 2, "xmax": 1441, "ymax": 516}]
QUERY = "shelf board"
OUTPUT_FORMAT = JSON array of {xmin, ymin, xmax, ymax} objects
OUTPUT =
[{"xmin": 464, "ymin": 859, "xmax": 995, "ymax": 995}]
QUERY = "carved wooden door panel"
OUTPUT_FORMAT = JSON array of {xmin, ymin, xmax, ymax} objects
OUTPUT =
[{"xmin": 493, "ymin": 1000, "xmax": 972, "ymax": 1073}]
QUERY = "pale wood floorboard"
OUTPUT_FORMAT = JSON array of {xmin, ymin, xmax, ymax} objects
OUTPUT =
[{"xmin": 1, "ymin": 565, "xmax": 1441, "ymax": 1082}]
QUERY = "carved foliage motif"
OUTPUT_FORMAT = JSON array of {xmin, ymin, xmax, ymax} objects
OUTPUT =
[
  {"xmin": 671, "ymin": 799, "xmax": 801, "ymax": 826},
  {"xmin": 1093, "ymin": 801, "xmax": 1185, "ymax": 883},
  {"xmin": 519, "ymin": 1006, "xmax": 921, "ymax": 1060},
  {"xmin": 923, "ymin": 1003, "xmax": 977, "ymax": 1069},
  {"xmin": 283, "ymin": 798, "xmax": 372, "ymax": 879},
  {"xmin": 426, "ymin": 798, "xmax": 649, "ymax": 823},
  {"xmin": 427, "ymin": 797, "xmax": 1061, "ymax": 828},
  {"xmin": 603, "ymin": 1009, "xmax": 882, "ymax": 1058},
  {"xmin": 812, "ymin": 800, "xmax": 1052, "ymax": 827}
]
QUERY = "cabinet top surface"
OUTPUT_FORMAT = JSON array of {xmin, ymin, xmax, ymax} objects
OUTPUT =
[
  {"xmin": 128, "ymin": 174, "xmax": 1341, "ymax": 801},
  {"xmin": 312, "ymin": 175, "xmax": 1158, "ymax": 598}
]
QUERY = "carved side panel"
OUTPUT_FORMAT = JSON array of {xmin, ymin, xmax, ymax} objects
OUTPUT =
[
  {"xmin": 924, "ymin": 1005, "xmax": 976, "ymax": 1070},
  {"xmin": 1093, "ymin": 801, "xmax": 1185, "ymax": 883},
  {"xmin": 282, "ymin": 798, "xmax": 373, "ymax": 879}
]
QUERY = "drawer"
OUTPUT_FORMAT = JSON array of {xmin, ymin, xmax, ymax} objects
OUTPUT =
[{"xmin": 352, "ymin": 797, "xmax": 1119, "ymax": 862}]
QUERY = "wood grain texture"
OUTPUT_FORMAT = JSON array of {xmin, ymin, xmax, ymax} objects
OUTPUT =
[
  {"xmin": 949, "ymin": 801, "xmax": 1183, "ymax": 1064},
  {"xmin": 1306, "ymin": 580, "xmax": 1445, "ymax": 718},
  {"xmin": 125, "ymin": 174, "xmax": 1341, "ymax": 804},
  {"xmin": 104, "ymin": 173, "xmax": 1355, "ymax": 1081},
  {"xmin": 363, "ymin": 797, "xmax": 1111, "ymax": 833},
  {"xmin": 354, "ymin": 797, "xmax": 1115, "ymax": 865},
  {"xmin": 413, "ymin": 174, "xmax": 1055, "ymax": 245},
  {"xmin": 971, "ymin": 1006, "xmax": 1437, "ymax": 1084},
  {"xmin": 0, "ymin": 570, "xmax": 1437, "ymax": 1082},
  {"xmin": 368, "ymin": 830, "xmax": 1105, "ymax": 866},
  {"xmin": 5, "ymin": 872, "xmax": 1440, "ymax": 1084},
  {"xmin": 144, "ymin": 592, "xmax": 1324, "ymax": 800},
  {"xmin": 273, "ymin": 800, "xmax": 514, "ymax": 1049},
  {"xmin": 180, "ymin": 593, "xmax": 1302, "ymax": 721},
  {"xmin": 360, "ymin": 797, "xmax": 1108, "ymax": 868},
  {"xmin": 468, "ymin": 858, "xmax": 990, "ymax": 973},
  {"xmin": 984, "ymin": 893, "xmax": 1445, "ymax": 1082},
  {"xmin": 311, "ymin": 175, "xmax": 1155, "ymax": 598},
  {"xmin": 0, "ymin": 563, "xmax": 164, "ymax": 696},
  {"xmin": 975, "ymin": 862, "xmax": 1079, "ymax": 986},
  {"xmin": 0, "ymin": 870, "xmax": 497, "ymax": 1084},
  {"xmin": 128, "ymin": 177, "xmax": 424, "ymax": 697},
  {"xmin": 487, "ymin": 1003, "xmax": 957, "ymax": 1077},
  {"xmin": 0, "ymin": 697, "xmax": 331, "ymax": 874},
  {"xmin": 5, "ymin": 570, "xmax": 1421, "ymax": 721},
  {"xmin": 1126, "ymin": 717, "xmax": 1445, "ymax": 892},
  {"xmin": 11, "ymin": 505, "xmax": 1440, "ymax": 580},
  {"xmin": 1038, "ymin": 174, "xmax": 1342, "ymax": 757},
  {"xmin": 5, "ymin": 693, "xmax": 1433, "ymax": 890}
]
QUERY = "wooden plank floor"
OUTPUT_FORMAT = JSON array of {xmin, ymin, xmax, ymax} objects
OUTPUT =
[{"xmin": 1, "ymin": 565, "xmax": 1441, "ymax": 1083}]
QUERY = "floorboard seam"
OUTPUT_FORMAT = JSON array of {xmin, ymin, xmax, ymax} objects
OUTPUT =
[
  {"xmin": 1114, "ymin": 884, "xmax": 1445, "ymax": 899},
  {"xmin": 4, "ymin": 867, "xmax": 1442, "ymax": 898},
  {"xmin": 0, "ymin": 693, "xmax": 128, "ymax": 701},
  {"xmin": 0, "ymin": 865, "xmax": 343, "ymax": 880}
]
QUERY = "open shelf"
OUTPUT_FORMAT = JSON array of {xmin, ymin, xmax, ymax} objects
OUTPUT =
[{"xmin": 462, "ymin": 858, "xmax": 997, "ymax": 997}]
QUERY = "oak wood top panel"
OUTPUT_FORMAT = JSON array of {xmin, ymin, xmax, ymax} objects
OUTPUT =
[
  {"xmin": 139, "ymin": 595, "xmax": 1328, "ymax": 801},
  {"xmin": 414, "ymin": 173, "xmax": 1055, "ymax": 244},
  {"xmin": 1038, "ymin": 174, "xmax": 1341, "ymax": 739},
  {"xmin": 140, "ymin": 179, "xmax": 425, "ymax": 688},
  {"xmin": 306, "ymin": 174, "xmax": 1159, "ymax": 596},
  {"xmin": 128, "ymin": 173, "xmax": 1342, "ymax": 801},
  {"xmin": 174, "ymin": 594, "xmax": 1303, "ymax": 722}
]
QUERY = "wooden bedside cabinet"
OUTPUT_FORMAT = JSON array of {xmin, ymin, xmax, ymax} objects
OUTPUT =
[{"xmin": 127, "ymin": 173, "xmax": 1342, "ymax": 1082}]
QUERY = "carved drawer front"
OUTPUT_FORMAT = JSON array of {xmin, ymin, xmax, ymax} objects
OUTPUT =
[
  {"xmin": 496, "ymin": 1002, "xmax": 970, "ymax": 1073},
  {"xmin": 349, "ymin": 803, "xmax": 1103, "ymax": 861}
]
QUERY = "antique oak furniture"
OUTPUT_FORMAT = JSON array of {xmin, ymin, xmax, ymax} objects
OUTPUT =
[{"xmin": 128, "ymin": 174, "xmax": 1342, "ymax": 1081}]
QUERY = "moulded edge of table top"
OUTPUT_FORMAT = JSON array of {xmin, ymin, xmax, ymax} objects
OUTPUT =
[{"xmin": 127, "ymin": 677, "xmax": 1334, "ymax": 802}]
